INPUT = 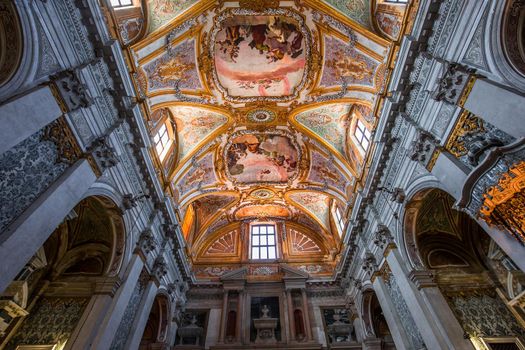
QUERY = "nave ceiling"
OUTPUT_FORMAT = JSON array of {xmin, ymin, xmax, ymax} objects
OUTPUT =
[{"xmin": 115, "ymin": 0, "xmax": 409, "ymax": 281}]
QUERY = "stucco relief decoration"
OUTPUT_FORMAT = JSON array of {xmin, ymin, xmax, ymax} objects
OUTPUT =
[
  {"xmin": 480, "ymin": 161, "xmax": 525, "ymax": 244},
  {"xmin": 205, "ymin": 229, "xmax": 238, "ymax": 255},
  {"xmin": 209, "ymin": 8, "xmax": 312, "ymax": 102},
  {"xmin": 234, "ymin": 204, "xmax": 291, "ymax": 220},
  {"xmin": 289, "ymin": 229, "xmax": 321, "ymax": 253},
  {"xmin": 224, "ymin": 130, "xmax": 301, "ymax": 184}
]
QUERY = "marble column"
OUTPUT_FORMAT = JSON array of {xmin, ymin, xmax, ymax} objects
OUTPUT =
[
  {"xmin": 124, "ymin": 278, "xmax": 159, "ymax": 349},
  {"xmin": 0, "ymin": 86, "xmax": 62, "ymax": 155},
  {"xmin": 218, "ymin": 290, "xmax": 229, "ymax": 343},
  {"xmin": 286, "ymin": 289, "xmax": 296, "ymax": 341},
  {"xmin": 372, "ymin": 277, "xmax": 411, "ymax": 350},
  {"xmin": 409, "ymin": 270, "xmax": 474, "ymax": 350},
  {"xmin": 463, "ymin": 78, "xmax": 525, "ymax": 138},
  {"xmin": 88, "ymin": 254, "xmax": 145, "ymax": 350},
  {"xmin": 386, "ymin": 248, "xmax": 474, "ymax": 350},
  {"xmin": 0, "ymin": 159, "xmax": 96, "ymax": 294},
  {"xmin": 300, "ymin": 288, "xmax": 313, "ymax": 341},
  {"xmin": 64, "ymin": 277, "xmax": 121, "ymax": 350}
]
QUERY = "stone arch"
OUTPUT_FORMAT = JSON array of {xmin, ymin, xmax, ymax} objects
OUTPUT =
[
  {"xmin": 139, "ymin": 293, "xmax": 171, "ymax": 349},
  {"xmin": 0, "ymin": 195, "xmax": 127, "ymax": 348},
  {"xmin": 485, "ymin": 0, "xmax": 525, "ymax": 91},
  {"xmin": 402, "ymin": 188, "xmax": 488, "ymax": 274},
  {"xmin": 360, "ymin": 288, "xmax": 392, "ymax": 341},
  {"xmin": 0, "ymin": 1, "xmax": 40, "ymax": 100}
]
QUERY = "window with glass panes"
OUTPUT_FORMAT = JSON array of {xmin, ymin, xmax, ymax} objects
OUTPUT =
[
  {"xmin": 355, "ymin": 119, "xmax": 371, "ymax": 150},
  {"xmin": 335, "ymin": 207, "xmax": 345, "ymax": 233},
  {"xmin": 110, "ymin": 0, "xmax": 132, "ymax": 8},
  {"xmin": 250, "ymin": 224, "xmax": 277, "ymax": 260},
  {"xmin": 153, "ymin": 124, "xmax": 170, "ymax": 158},
  {"xmin": 385, "ymin": 0, "xmax": 408, "ymax": 3}
]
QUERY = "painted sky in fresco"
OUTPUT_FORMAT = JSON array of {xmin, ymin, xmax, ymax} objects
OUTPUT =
[
  {"xmin": 226, "ymin": 133, "xmax": 299, "ymax": 184},
  {"xmin": 214, "ymin": 15, "xmax": 306, "ymax": 98}
]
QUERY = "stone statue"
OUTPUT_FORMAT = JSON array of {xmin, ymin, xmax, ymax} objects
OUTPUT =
[{"xmin": 261, "ymin": 304, "xmax": 270, "ymax": 318}]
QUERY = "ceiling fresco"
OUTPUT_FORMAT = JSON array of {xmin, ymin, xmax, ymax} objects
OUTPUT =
[{"xmin": 122, "ymin": 0, "xmax": 407, "ymax": 280}]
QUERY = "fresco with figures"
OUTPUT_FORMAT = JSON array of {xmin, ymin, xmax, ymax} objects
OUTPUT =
[
  {"xmin": 126, "ymin": 0, "xmax": 398, "ymax": 278},
  {"xmin": 225, "ymin": 132, "xmax": 299, "ymax": 184},
  {"xmin": 214, "ymin": 15, "xmax": 307, "ymax": 98}
]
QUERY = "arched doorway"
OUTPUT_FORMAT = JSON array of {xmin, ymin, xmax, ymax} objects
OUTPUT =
[
  {"xmin": 139, "ymin": 294, "xmax": 170, "ymax": 349},
  {"xmin": 404, "ymin": 188, "xmax": 525, "ymax": 347},
  {"xmin": 361, "ymin": 290, "xmax": 395, "ymax": 349},
  {"xmin": 0, "ymin": 195, "xmax": 125, "ymax": 349}
]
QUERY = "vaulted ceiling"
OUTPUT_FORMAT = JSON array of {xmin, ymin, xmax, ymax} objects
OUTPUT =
[{"xmin": 114, "ymin": 0, "xmax": 408, "ymax": 281}]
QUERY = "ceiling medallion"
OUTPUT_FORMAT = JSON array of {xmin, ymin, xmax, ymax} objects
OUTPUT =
[
  {"xmin": 250, "ymin": 188, "xmax": 275, "ymax": 199},
  {"xmin": 247, "ymin": 109, "xmax": 276, "ymax": 123}
]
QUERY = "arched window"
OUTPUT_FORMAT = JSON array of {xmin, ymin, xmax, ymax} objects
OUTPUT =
[{"xmin": 250, "ymin": 223, "xmax": 277, "ymax": 260}]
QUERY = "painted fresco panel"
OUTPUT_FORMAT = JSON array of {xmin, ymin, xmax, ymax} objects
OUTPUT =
[
  {"xmin": 177, "ymin": 152, "xmax": 217, "ymax": 196},
  {"xmin": 148, "ymin": 0, "xmax": 198, "ymax": 32},
  {"xmin": 226, "ymin": 132, "xmax": 299, "ymax": 183},
  {"xmin": 323, "ymin": 0, "xmax": 371, "ymax": 28},
  {"xmin": 169, "ymin": 106, "xmax": 228, "ymax": 160},
  {"xmin": 309, "ymin": 150, "xmax": 349, "ymax": 194},
  {"xmin": 214, "ymin": 15, "xmax": 306, "ymax": 97},
  {"xmin": 289, "ymin": 192, "xmax": 331, "ymax": 229},
  {"xmin": 321, "ymin": 36, "xmax": 377, "ymax": 87},
  {"xmin": 295, "ymin": 103, "xmax": 351, "ymax": 156},
  {"xmin": 143, "ymin": 39, "xmax": 202, "ymax": 91}
]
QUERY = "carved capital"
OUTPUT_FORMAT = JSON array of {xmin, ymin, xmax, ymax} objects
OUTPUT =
[
  {"xmin": 88, "ymin": 137, "xmax": 119, "ymax": 172},
  {"xmin": 50, "ymin": 69, "xmax": 93, "ymax": 112},
  {"xmin": 373, "ymin": 225, "xmax": 395, "ymax": 251},
  {"xmin": 153, "ymin": 256, "xmax": 168, "ymax": 280},
  {"xmin": 362, "ymin": 252, "xmax": 378, "ymax": 277},
  {"xmin": 432, "ymin": 63, "xmax": 476, "ymax": 106},
  {"xmin": 138, "ymin": 229, "xmax": 156, "ymax": 255},
  {"xmin": 409, "ymin": 130, "xmax": 438, "ymax": 170}
]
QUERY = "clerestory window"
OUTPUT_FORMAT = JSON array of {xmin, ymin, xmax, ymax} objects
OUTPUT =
[
  {"xmin": 153, "ymin": 123, "xmax": 171, "ymax": 161},
  {"xmin": 251, "ymin": 224, "xmax": 277, "ymax": 260},
  {"xmin": 335, "ymin": 207, "xmax": 345, "ymax": 235},
  {"xmin": 354, "ymin": 119, "xmax": 371, "ymax": 151}
]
